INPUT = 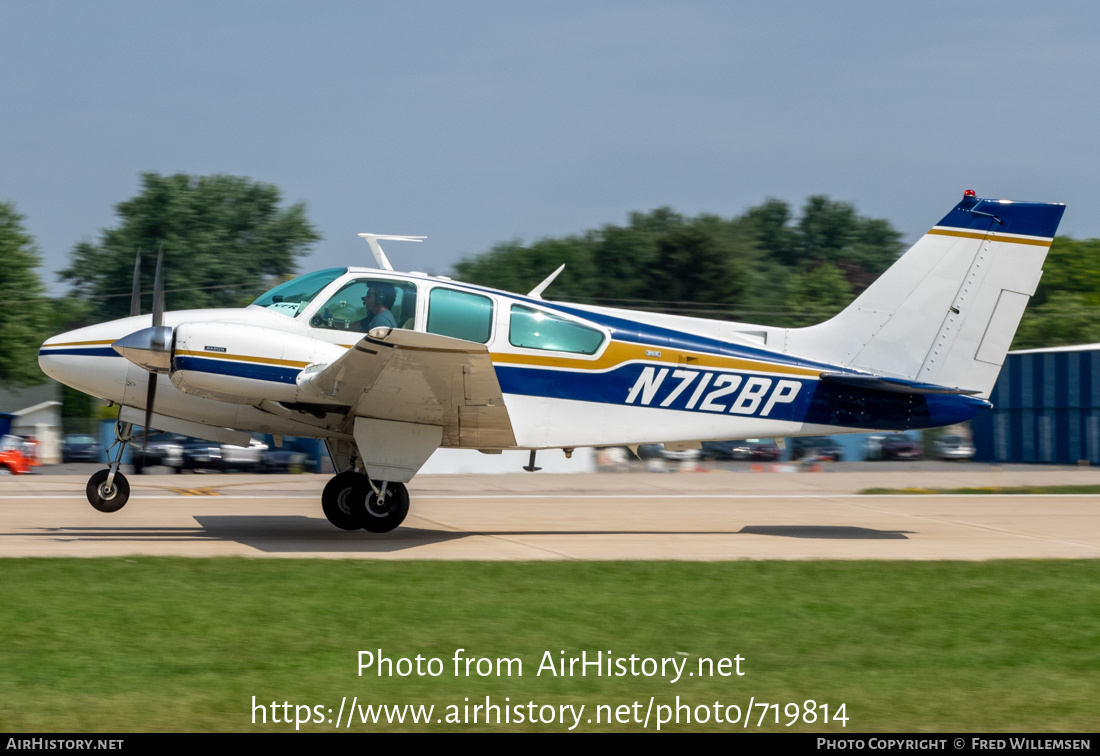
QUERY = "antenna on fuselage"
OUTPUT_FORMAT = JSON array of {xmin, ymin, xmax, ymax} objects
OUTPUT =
[
  {"xmin": 527, "ymin": 264, "xmax": 565, "ymax": 299},
  {"xmin": 357, "ymin": 233, "xmax": 426, "ymax": 272}
]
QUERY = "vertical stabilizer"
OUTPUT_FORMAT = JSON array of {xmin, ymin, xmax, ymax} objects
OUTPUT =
[{"xmin": 783, "ymin": 193, "xmax": 1065, "ymax": 398}]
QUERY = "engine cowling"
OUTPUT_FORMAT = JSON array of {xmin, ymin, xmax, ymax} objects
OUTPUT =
[{"xmin": 170, "ymin": 322, "xmax": 346, "ymax": 405}]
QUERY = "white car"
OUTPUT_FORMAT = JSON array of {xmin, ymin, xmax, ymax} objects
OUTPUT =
[{"xmin": 932, "ymin": 435, "xmax": 975, "ymax": 461}]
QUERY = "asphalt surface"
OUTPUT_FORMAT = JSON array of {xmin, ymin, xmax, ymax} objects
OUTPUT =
[{"xmin": 1, "ymin": 465, "xmax": 1098, "ymax": 560}]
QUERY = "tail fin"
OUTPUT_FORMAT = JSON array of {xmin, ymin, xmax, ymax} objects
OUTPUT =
[{"xmin": 783, "ymin": 193, "xmax": 1065, "ymax": 398}]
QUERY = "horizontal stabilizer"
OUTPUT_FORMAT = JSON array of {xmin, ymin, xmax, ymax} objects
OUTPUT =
[{"xmin": 819, "ymin": 373, "xmax": 981, "ymax": 396}]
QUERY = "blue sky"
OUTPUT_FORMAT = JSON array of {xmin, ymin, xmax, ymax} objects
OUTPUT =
[{"xmin": 3, "ymin": 1, "xmax": 1099, "ymax": 296}]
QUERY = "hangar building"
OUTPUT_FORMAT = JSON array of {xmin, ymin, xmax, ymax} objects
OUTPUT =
[{"xmin": 972, "ymin": 344, "xmax": 1100, "ymax": 464}]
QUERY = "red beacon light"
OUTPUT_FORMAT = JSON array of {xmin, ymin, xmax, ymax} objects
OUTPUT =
[{"xmin": 963, "ymin": 189, "xmax": 977, "ymax": 197}]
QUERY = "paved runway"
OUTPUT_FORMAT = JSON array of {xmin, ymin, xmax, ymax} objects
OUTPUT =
[{"xmin": 1, "ymin": 469, "xmax": 1098, "ymax": 559}]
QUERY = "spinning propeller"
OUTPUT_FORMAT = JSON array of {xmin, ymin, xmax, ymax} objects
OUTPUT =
[{"xmin": 111, "ymin": 247, "xmax": 173, "ymax": 464}]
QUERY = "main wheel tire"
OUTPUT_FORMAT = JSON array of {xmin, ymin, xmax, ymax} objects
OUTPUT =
[
  {"xmin": 86, "ymin": 469, "xmax": 130, "ymax": 513},
  {"xmin": 321, "ymin": 471, "xmax": 367, "ymax": 530},
  {"xmin": 360, "ymin": 480, "xmax": 409, "ymax": 533}
]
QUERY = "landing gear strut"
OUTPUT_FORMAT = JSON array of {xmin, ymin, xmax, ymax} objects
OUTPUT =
[
  {"xmin": 361, "ymin": 479, "xmax": 409, "ymax": 534},
  {"xmin": 320, "ymin": 471, "xmax": 409, "ymax": 533},
  {"xmin": 86, "ymin": 421, "xmax": 133, "ymax": 512}
]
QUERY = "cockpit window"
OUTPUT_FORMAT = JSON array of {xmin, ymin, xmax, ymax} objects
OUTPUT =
[
  {"xmin": 310, "ymin": 279, "xmax": 418, "ymax": 333},
  {"xmin": 251, "ymin": 268, "xmax": 346, "ymax": 317},
  {"xmin": 509, "ymin": 305, "xmax": 605, "ymax": 354}
]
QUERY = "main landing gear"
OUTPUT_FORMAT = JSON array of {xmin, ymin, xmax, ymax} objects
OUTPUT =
[
  {"xmin": 86, "ymin": 421, "xmax": 134, "ymax": 512},
  {"xmin": 321, "ymin": 471, "xmax": 409, "ymax": 533}
]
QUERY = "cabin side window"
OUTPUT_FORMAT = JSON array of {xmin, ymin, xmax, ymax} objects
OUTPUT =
[
  {"xmin": 508, "ymin": 305, "xmax": 605, "ymax": 355},
  {"xmin": 426, "ymin": 287, "xmax": 494, "ymax": 343}
]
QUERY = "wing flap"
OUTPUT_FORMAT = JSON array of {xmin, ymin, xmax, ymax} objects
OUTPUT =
[{"xmin": 297, "ymin": 328, "xmax": 517, "ymax": 447}]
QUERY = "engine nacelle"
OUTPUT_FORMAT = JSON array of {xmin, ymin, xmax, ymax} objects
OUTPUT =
[{"xmin": 170, "ymin": 322, "xmax": 346, "ymax": 405}]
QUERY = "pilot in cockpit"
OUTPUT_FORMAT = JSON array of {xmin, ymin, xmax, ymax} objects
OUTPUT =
[{"xmin": 359, "ymin": 282, "xmax": 397, "ymax": 332}]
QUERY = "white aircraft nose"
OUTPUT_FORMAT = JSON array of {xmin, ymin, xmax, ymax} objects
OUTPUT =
[{"xmin": 39, "ymin": 325, "xmax": 131, "ymax": 401}]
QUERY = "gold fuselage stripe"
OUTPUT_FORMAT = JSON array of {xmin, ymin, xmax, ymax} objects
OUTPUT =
[
  {"xmin": 174, "ymin": 349, "xmax": 311, "ymax": 368},
  {"xmin": 50, "ymin": 336, "xmax": 822, "ymax": 377},
  {"xmin": 489, "ymin": 340, "xmax": 821, "ymax": 377},
  {"xmin": 42, "ymin": 339, "xmax": 116, "ymax": 348},
  {"xmin": 927, "ymin": 228, "xmax": 1052, "ymax": 247}
]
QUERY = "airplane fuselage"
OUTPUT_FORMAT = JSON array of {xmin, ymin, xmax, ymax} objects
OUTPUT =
[
  {"xmin": 38, "ymin": 193, "xmax": 1065, "ymax": 529},
  {"xmin": 40, "ymin": 268, "xmax": 989, "ymax": 452}
]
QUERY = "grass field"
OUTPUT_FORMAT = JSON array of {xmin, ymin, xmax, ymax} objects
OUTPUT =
[{"xmin": 1, "ymin": 559, "xmax": 1096, "ymax": 732}]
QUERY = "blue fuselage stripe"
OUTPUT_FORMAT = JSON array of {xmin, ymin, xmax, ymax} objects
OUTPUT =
[
  {"xmin": 496, "ymin": 363, "xmax": 989, "ymax": 429},
  {"xmin": 39, "ymin": 347, "xmax": 119, "ymax": 357},
  {"xmin": 172, "ymin": 356, "xmax": 300, "ymax": 385}
]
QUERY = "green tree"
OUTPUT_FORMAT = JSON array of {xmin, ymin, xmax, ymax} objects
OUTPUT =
[
  {"xmin": 452, "ymin": 195, "xmax": 904, "ymax": 326},
  {"xmin": 0, "ymin": 202, "xmax": 50, "ymax": 387},
  {"xmin": 782, "ymin": 262, "xmax": 853, "ymax": 327},
  {"xmin": 1012, "ymin": 237, "xmax": 1100, "ymax": 349},
  {"xmin": 454, "ymin": 236, "xmax": 598, "ymax": 300},
  {"xmin": 60, "ymin": 173, "xmax": 321, "ymax": 321},
  {"xmin": 796, "ymin": 196, "xmax": 903, "ymax": 294},
  {"xmin": 1013, "ymin": 292, "xmax": 1100, "ymax": 349}
]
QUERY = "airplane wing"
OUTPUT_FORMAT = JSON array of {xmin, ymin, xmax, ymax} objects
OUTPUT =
[{"xmin": 296, "ymin": 327, "xmax": 517, "ymax": 448}]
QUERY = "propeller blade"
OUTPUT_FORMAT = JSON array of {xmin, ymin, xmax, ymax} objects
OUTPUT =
[
  {"xmin": 151, "ymin": 245, "xmax": 165, "ymax": 328},
  {"xmin": 113, "ymin": 245, "xmax": 172, "ymax": 373},
  {"xmin": 143, "ymin": 375, "xmax": 157, "ymax": 467},
  {"xmin": 129, "ymin": 249, "xmax": 142, "ymax": 317}
]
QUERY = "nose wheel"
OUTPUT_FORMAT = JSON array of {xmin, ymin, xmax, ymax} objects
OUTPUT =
[
  {"xmin": 86, "ymin": 420, "xmax": 134, "ymax": 512},
  {"xmin": 320, "ymin": 472, "xmax": 409, "ymax": 533},
  {"xmin": 86, "ymin": 469, "xmax": 130, "ymax": 513}
]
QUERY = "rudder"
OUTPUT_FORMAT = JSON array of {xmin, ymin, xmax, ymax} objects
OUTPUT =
[{"xmin": 783, "ymin": 193, "xmax": 1065, "ymax": 398}]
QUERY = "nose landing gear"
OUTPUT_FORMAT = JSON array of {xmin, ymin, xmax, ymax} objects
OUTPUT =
[{"xmin": 86, "ymin": 421, "xmax": 134, "ymax": 512}]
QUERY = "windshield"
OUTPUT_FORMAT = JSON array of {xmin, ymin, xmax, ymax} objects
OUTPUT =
[{"xmin": 251, "ymin": 268, "xmax": 346, "ymax": 317}]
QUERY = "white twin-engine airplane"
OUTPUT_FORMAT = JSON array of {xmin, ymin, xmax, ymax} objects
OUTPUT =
[{"xmin": 40, "ymin": 192, "xmax": 1065, "ymax": 532}]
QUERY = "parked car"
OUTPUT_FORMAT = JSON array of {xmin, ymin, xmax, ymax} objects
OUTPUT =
[
  {"xmin": 130, "ymin": 433, "xmax": 188, "ymax": 473},
  {"xmin": 932, "ymin": 434, "xmax": 975, "ymax": 461},
  {"xmin": 0, "ymin": 435, "xmax": 34, "ymax": 475},
  {"xmin": 634, "ymin": 444, "xmax": 701, "ymax": 462},
  {"xmin": 704, "ymin": 438, "xmax": 782, "ymax": 461},
  {"xmin": 881, "ymin": 436, "xmax": 922, "ymax": 460},
  {"xmin": 700, "ymin": 440, "xmax": 752, "ymax": 460},
  {"xmin": 788, "ymin": 436, "xmax": 843, "ymax": 461},
  {"xmin": 259, "ymin": 449, "xmax": 308, "ymax": 473},
  {"xmin": 746, "ymin": 439, "xmax": 781, "ymax": 461},
  {"xmin": 183, "ymin": 436, "xmax": 269, "ymax": 472},
  {"xmin": 863, "ymin": 435, "xmax": 887, "ymax": 460},
  {"xmin": 596, "ymin": 447, "xmax": 632, "ymax": 472},
  {"xmin": 61, "ymin": 434, "xmax": 102, "ymax": 463}
]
